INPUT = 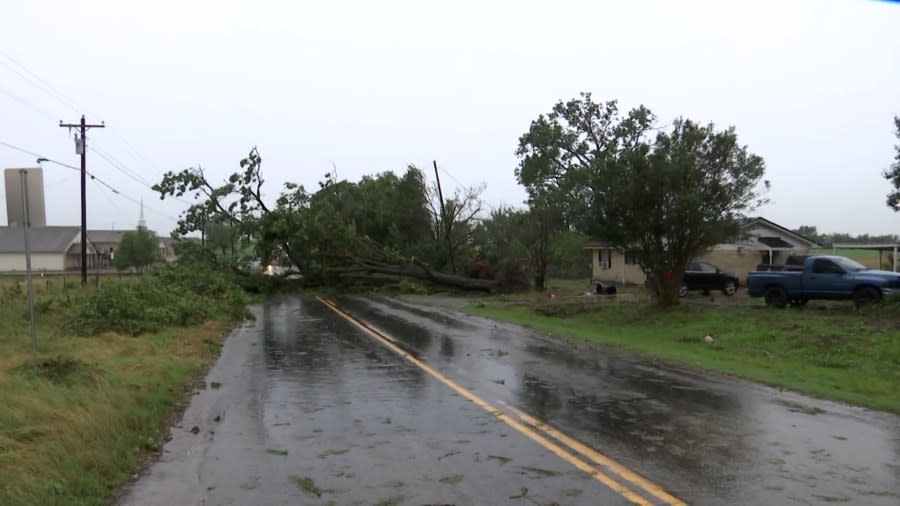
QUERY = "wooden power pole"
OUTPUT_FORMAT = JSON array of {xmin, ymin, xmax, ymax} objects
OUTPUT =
[
  {"xmin": 60, "ymin": 115, "xmax": 104, "ymax": 286},
  {"xmin": 433, "ymin": 160, "xmax": 455, "ymax": 273}
]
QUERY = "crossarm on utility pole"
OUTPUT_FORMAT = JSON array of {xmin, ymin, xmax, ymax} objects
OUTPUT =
[{"xmin": 59, "ymin": 115, "xmax": 104, "ymax": 286}]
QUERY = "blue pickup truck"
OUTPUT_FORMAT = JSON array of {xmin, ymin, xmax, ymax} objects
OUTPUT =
[{"xmin": 747, "ymin": 255, "xmax": 900, "ymax": 308}]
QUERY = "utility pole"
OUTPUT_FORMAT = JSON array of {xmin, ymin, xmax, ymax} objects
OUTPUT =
[
  {"xmin": 20, "ymin": 169, "xmax": 37, "ymax": 351},
  {"xmin": 433, "ymin": 160, "xmax": 454, "ymax": 273},
  {"xmin": 60, "ymin": 115, "xmax": 104, "ymax": 286}
]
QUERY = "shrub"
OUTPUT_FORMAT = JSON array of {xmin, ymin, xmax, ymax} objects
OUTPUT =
[{"xmin": 70, "ymin": 262, "xmax": 248, "ymax": 336}]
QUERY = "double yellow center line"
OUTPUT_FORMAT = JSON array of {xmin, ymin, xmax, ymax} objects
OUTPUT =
[{"xmin": 317, "ymin": 297, "xmax": 686, "ymax": 506}]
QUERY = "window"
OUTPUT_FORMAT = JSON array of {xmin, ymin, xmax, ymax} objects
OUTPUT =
[
  {"xmin": 696, "ymin": 262, "xmax": 717, "ymax": 273},
  {"xmin": 624, "ymin": 251, "xmax": 639, "ymax": 264},
  {"xmin": 760, "ymin": 250, "xmax": 781, "ymax": 264},
  {"xmin": 812, "ymin": 259, "xmax": 843, "ymax": 274}
]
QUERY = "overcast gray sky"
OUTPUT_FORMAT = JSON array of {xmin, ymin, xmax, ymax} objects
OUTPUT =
[{"xmin": 1, "ymin": 0, "xmax": 898, "ymax": 236}]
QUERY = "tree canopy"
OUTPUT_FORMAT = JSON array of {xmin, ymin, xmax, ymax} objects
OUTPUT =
[
  {"xmin": 516, "ymin": 93, "xmax": 768, "ymax": 305},
  {"xmin": 154, "ymin": 152, "xmax": 497, "ymax": 291},
  {"xmin": 114, "ymin": 226, "xmax": 161, "ymax": 272},
  {"xmin": 883, "ymin": 116, "xmax": 900, "ymax": 210}
]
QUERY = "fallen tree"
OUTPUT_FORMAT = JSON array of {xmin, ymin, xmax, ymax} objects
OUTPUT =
[
  {"xmin": 328, "ymin": 258, "xmax": 498, "ymax": 292},
  {"xmin": 154, "ymin": 149, "xmax": 499, "ymax": 292}
]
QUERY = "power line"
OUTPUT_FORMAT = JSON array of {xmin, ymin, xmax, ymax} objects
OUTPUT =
[
  {"xmin": 91, "ymin": 177, "xmax": 120, "ymax": 213},
  {"xmin": 0, "ymin": 84, "xmax": 57, "ymax": 121},
  {"xmin": 440, "ymin": 166, "xmax": 466, "ymax": 188},
  {"xmin": 0, "ymin": 56, "xmax": 186, "ymax": 227},
  {"xmin": 0, "ymin": 138, "xmax": 180, "ymax": 223},
  {"xmin": 88, "ymin": 144, "xmax": 193, "ymax": 206},
  {"xmin": 0, "ymin": 51, "xmax": 82, "ymax": 114},
  {"xmin": 0, "ymin": 53, "xmax": 177, "ymax": 201},
  {"xmin": 121, "ymin": 194, "xmax": 178, "ymax": 221},
  {"xmin": 105, "ymin": 130, "xmax": 165, "ymax": 176},
  {"xmin": 89, "ymin": 145, "xmax": 155, "ymax": 187}
]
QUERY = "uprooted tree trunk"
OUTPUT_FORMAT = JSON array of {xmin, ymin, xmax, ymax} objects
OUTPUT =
[
  {"xmin": 645, "ymin": 268, "xmax": 684, "ymax": 307},
  {"xmin": 329, "ymin": 257, "xmax": 498, "ymax": 292}
]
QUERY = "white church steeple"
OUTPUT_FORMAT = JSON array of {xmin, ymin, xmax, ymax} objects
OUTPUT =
[{"xmin": 138, "ymin": 198, "xmax": 146, "ymax": 229}]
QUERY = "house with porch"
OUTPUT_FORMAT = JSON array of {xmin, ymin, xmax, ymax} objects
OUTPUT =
[
  {"xmin": 0, "ymin": 227, "xmax": 178, "ymax": 272},
  {"xmin": 584, "ymin": 217, "xmax": 821, "ymax": 285}
]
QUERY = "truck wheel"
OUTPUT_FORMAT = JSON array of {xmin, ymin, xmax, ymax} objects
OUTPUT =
[
  {"xmin": 764, "ymin": 286, "xmax": 788, "ymax": 308},
  {"xmin": 679, "ymin": 283, "xmax": 688, "ymax": 297},
  {"xmin": 853, "ymin": 286, "xmax": 881, "ymax": 308},
  {"xmin": 722, "ymin": 280, "xmax": 737, "ymax": 296}
]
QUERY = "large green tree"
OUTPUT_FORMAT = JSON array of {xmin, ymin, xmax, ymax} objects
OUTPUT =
[
  {"xmin": 883, "ymin": 116, "xmax": 900, "ymax": 210},
  {"xmin": 114, "ymin": 226, "xmax": 161, "ymax": 272},
  {"xmin": 154, "ymin": 151, "xmax": 497, "ymax": 291},
  {"xmin": 516, "ymin": 93, "xmax": 767, "ymax": 306}
]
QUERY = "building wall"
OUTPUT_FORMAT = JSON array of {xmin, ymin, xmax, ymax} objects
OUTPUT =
[
  {"xmin": 589, "ymin": 249, "xmax": 645, "ymax": 284},
  {"xmin": 706, "ymin": 222, "xmax": 814, "ymax": 283},
  {"xmin": 0, "ymin": 253, "xmax": 64, "ymax": 271},
  {"xmin": 590, "ymin": 245, "xmax": 811, "ymax": 287}
]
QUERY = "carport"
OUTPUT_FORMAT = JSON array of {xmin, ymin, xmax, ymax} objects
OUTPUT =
[{"xmin": 831, "ymin": 243, "xmax": 900, "ymax": 272}]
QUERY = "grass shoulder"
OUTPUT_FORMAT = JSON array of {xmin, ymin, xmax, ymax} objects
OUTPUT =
[
  {"xmin": 0, "ymin": 263, "xmax": 248, "ymax": 506},
  {"xmin": 464, "ymin": 296, "xmax": 900, "ymax": 414}
]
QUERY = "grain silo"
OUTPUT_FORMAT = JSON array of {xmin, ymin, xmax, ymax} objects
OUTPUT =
[{"xmin": 4, "ymin": 168, "xmax": 47, "ymax": 227}]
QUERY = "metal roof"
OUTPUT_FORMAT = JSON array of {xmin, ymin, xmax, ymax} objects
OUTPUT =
[
  {"xmin": 87, "ymin": 230, "xmax": 129, "ymax": 243},
  {"xmin": 0, "ymin": 226, "xmax": 80, "ymax": 253},
  {"xmin": 831, "ymin": 243, "xmax": 900, "ymax": 250}
]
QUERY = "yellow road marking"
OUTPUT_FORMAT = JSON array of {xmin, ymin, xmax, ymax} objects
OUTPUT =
[
  {"xmin": 500, "ymin": 401, "xmax": 686, "ymax": 506},
  {"xmin": 317, "ymin": 297, "xmax": 683, "ymax": 506}
]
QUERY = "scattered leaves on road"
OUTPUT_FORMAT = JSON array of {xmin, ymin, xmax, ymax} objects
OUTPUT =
[
  {"xmin": 292, "ymin": 475, "xmax": 322, "ymax": 497},
  {"xmin": 439, "ymin": 474, "xmax": 464, "ymax": 485}
]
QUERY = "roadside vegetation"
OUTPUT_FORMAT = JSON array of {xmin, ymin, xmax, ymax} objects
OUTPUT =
[
  {"xmin": 152, "ymin": 93, "xmax": 767, "ymax": 302},
  {"xmin": 0, "ymin": 259, "xmax": 247, "ymax": 506},
  {"xmin": 466, "ymin": 288, "xmax": 900, "ymax": 414}
]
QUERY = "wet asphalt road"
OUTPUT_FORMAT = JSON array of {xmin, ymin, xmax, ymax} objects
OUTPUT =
[{"xmin": 121, "ymin": 296, "xmax": 900, "ymax": 505}]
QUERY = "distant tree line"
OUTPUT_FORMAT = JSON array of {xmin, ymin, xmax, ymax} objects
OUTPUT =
[{"xmin": 792, "ymin": 225, "xmax": 899, "ymax": 247}]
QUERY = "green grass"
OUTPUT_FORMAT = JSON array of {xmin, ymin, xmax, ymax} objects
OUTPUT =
[
  {"xmin": 0, "ymin": 272, "xmax": 235, "ymax": 506},
  {"xmin": 466, "ymin": 299, "xmax": 900, "ymax": 413}
]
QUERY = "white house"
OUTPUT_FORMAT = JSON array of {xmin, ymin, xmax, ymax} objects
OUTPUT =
[{"xmin": 584, "ymin": 217, "xmax": 821, "ymax": 285}]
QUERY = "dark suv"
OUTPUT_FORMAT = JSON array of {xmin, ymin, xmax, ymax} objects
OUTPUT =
[{"xmin": 680, "ymin": 261, "xmax": 740, "ymax": 297}]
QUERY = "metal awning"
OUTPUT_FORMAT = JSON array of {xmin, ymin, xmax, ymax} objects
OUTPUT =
[{"xmin": 831, "ymin": 243, "xmax": 900, "ymax": 272}]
